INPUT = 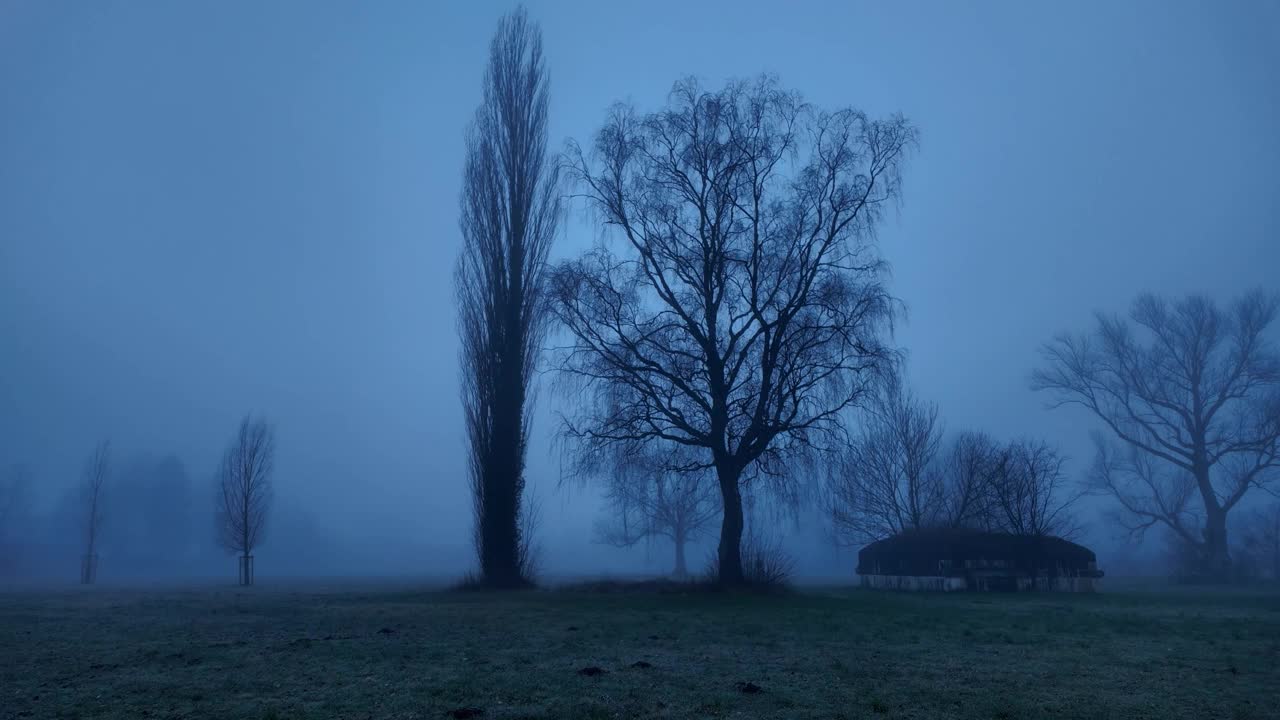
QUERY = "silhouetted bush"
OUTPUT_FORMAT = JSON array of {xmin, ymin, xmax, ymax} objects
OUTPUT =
[{"xmin": 704, "ymin": 528, "xmax": 794, "ymax": 589}]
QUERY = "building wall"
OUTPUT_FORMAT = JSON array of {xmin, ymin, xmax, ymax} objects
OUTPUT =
[
  {"xmin": 858, "ymin": 573, "xmax": 1097, "ymax": 592},
  {"xmin": 859, "ymin": 574, "xmax": 967, "ymax": 591}
]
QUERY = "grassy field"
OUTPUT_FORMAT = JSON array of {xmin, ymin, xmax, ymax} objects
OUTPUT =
[{"xmin": 1, "ymin": 580, "xmax": 1277, "ymax": 720}]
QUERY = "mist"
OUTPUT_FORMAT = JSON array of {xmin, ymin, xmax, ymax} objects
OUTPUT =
[{"xmin": 2, "ymin": 0, "xmax": 1277, "ymax": 586}]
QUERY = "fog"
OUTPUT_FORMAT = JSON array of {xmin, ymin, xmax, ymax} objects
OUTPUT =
[{"xmin": 2, "ymin": 0, "xmax": 1277, "ymax": 584}]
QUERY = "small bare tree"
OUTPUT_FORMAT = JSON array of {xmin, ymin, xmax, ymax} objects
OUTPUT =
[
  {"xmin": 827, "ymin": 381, "xmax": 944, "ymax": 545},
  {"xmin": 456, "ymin": 7, "xmax": 559, "ymax": 588},
  {"xmin": 552, "ymin": 77, "xmax": 915, "ymax": 583},
  {"xmin": 989, "ymin": 439, "xmax": 1081, "ymax": 538},
  {"xmin": 81, "ymin": 442, "xmax": 109, "ymax": 584},
  {"xmin": 592, "ymin": 443, "xmax": 721, "ymax": 578},
  {"xmin": 937, "ymin": 431, "xmax": 1003, "ymax": 530},
  {"xmin": 1033, "ymin": 290, "xmax": 1280, "ymax": 576},
  {"xmin": 215, "ymin": 415, "xmax": 274, "ymax": 586}
]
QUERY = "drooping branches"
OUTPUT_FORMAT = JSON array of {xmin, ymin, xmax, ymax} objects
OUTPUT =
[
  {"xmin": 589, "ymin": 441, "xmax": 720, "ymax": 578},
  {"xmin": 551, "ymin": 76, "xmax": 915, "ymax": 584},
  {"xmin": 456, "ymin": 7, "xmax": 559, "ymax": 588}
]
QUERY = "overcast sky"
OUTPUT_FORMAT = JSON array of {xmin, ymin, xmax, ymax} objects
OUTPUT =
[{"xmin": 2, "ymin": 0, "xmax": 1277, "ymax": 576}]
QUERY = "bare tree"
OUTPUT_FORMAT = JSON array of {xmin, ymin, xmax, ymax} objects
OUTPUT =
[
  {"xmin": 215, "ymin": 415, "xmax": 274, "ymax": 586},
  {"xmin": 591, "ymin": 443, "xmax": 721, "ymax": 578},
  {"xmin": 551, "ymin": 77, "xmax": 915, "ymax": 584},
  {"xmin": 456, "ymin": 7, "xmax": 559, "ymax": 588},
  {"xmin": 81, "ymin": 442, "xmax": 109, "ymax": 584},
  {"xmin": 1033, "ymin": 290, "xmax": 1280, "ymax": 576},
  {"xmin": 1088, "ymin": 436, "xmax": 1200, "ymax": 548},
  {"xmin": 937, "ymin": 431, "xmax": 1003, "ymax": 530},
  {"xmin": 827, "ymin": 381, "xmax": 944, "ymax": 545},
  {"xmin": 989, "ymin": 439, "xmax": 1080, "ymax": 538}
]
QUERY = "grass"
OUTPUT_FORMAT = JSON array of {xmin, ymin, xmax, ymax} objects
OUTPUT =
[{"xmin": 1, "ymin": 580, "xmax": 1277, "ymax": 719}]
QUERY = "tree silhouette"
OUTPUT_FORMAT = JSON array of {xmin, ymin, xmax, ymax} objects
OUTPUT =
[
  {"xmin": 827, "ymin": 381, "xmax": 944, "ymax": 545},
  {"xmin": 456, "ymin": 6, "xmax": 559, "ymax": 587},
  {"xmin": 215, "ymin": 415, "xmax": 274, "ymax": 585},
  {"xmin": 552, "ymin": 76, "xmax": 914, "ymax": 584},
  {"xmin": 80, "ymin": 441, "xmax": 109, "ymax": 584},
  {"xmin": 590, "ymin": 442, "xmax": 720, "ymax": 578},
  {"xmin": 1035, "ymin": 290, "xmax": 1280, "ymax": 576}
]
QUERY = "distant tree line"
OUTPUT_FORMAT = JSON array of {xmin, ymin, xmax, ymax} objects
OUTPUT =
[{"xmin": 0, "ymin": 413, "xmax": 277, "ymax": 586}]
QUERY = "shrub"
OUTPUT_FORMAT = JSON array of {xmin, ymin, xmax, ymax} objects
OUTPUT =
[{"xmin": 704, "ymin": 528, "xmax": 795, "ymax": 589}]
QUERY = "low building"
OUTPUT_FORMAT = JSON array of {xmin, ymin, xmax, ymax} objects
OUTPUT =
[{"xmin": 856, "ymin": 528, "xmax": 1104, "ymax": 591}]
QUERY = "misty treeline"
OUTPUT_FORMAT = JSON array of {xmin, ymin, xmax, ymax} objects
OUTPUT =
[
  {"xmin": 455, "ymin": 7, "xmax": 1280, "ymax": 586},
  {"xmin": 0, "ymin": 414, "xmax": 298, "ymax": 584}
]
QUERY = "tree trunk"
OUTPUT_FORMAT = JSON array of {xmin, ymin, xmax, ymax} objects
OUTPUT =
[
  {"xmin": 716, "ymin": 463, "xmax": 745, "ymax": 586},
  {"xmin": 1201, "ymin": 507, "xmax": 1231, "ymax": 580},
  {"xmin": 480, "ymin": 461, "xmax": 522, "ymax": 586},
  {"xmin": 481, "ymin": 360, "xmax": 526, "ymax": 587},
  {"xmin": 673, "ymin": 530, "xmax": 688, "ymax": 579},
  {"xmin": 82, "ymin": 535, "xmax": 96, "ymax": 585}
]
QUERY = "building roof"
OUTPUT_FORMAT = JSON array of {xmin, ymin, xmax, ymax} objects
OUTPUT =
[{"xmin": 857, "ymin": 528, "xmax": 1098, "ymax": 576}]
